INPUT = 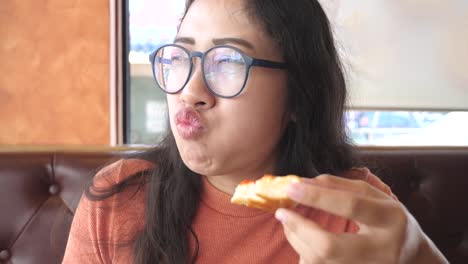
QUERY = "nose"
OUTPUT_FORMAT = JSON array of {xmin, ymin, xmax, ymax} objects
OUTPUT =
[{"xmin": 178, "ymin": 59, "xmax": 215, "ymax": 109}]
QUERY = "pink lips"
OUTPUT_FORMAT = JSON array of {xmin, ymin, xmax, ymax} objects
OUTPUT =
[{"xmin": 175, "ymin": 108, "xmax": 205, "ymax": 139}]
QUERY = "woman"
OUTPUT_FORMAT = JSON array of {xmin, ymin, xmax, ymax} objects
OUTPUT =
[{"xmin": 63, "ymin": 0, "xmax": 448, "ymax": 263}]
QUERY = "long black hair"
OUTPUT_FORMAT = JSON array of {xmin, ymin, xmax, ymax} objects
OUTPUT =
[{"xmin": 86, "ymin": 0, "xmax": 357, "ymax": 263}]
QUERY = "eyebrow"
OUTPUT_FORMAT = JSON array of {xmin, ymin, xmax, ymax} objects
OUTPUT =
[
  {"xmin": 174, "ymin": 36, "xmax": 255, "ymax": 50},
  {"xmin": 174, "ymin": 36, "xmax": 195, "ymax": 45},
  {"xmin": 212, "ymin": 38, "xmax": 255, "ymax": 50}
]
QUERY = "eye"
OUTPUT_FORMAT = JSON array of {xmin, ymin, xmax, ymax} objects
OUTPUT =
[
  {"xmin": 222, "ymin": 57, "xmax": 243, "ymax": 64},
  {"xmin": 171, "ymin": 53, "xmax": 184, "ymax": 61},
  {"xmin": 213, "ymin": 55, "xmax": 243, "ymax": 67},
  {"xmin": 169, "ymin": 52, "xmax": 189, "ymax": 66},
  {"xmin": 214, "ymin": 52, "xmax": 241, "ymax": 62}
]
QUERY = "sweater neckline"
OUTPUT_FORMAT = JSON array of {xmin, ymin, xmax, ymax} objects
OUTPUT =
[{"xmin": 200, "ymin": 176, "xmax": 270, "ymax": 218}]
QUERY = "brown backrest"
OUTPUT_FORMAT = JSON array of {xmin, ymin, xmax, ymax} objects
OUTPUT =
[{"xmin": 0, "ymin": 147, "xmax": 467, "ymax": 263}]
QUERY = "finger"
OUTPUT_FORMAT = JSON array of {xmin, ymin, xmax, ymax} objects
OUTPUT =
[
  {"xmin": 287, "ymin": 183, "xmax": 396, "ymax": 226},
  {"xmin": 275, "ymin": 208, "xmax": 344, "ymax": 262},
  {"xmin": 301, "ymin": 174, "xmax": 390, "ymax": 200}
]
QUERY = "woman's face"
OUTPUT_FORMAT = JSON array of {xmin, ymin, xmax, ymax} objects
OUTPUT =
[{"xmin": 167, "ymin": 0, "xmax": 289, "ymax": 177}]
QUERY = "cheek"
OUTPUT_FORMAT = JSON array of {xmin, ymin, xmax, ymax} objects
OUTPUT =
[
  {"xmin": 166, "ymin": 95, "xmax": 177, "ymax": 114},
  {"xmin": 219, "ymin": 72, "xmax": 289, "ymax": 149},
  {"xmin": 166, "ymin": 96, "xmax": 176, "ymax": 125},
  {"xmin": 165, "ymin": 72, "xmax": 289, "ymax": 176},
  {"xmin": 243, "ymin": 70, "xmax": 289, "ymax": 128},
  {"xmin": 226, "ymin": 101, "xmax": 286, "ymax": 145}
]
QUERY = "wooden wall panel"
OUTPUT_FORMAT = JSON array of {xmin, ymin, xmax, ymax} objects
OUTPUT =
[{"xmin": 0, "ymin": 0, "xmax": 110, "ymax": 145}]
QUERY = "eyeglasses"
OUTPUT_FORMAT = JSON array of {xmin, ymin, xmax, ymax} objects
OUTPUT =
[{"xmin": 148, "ymin": 44, "xmax": 288, "ymax": 98}]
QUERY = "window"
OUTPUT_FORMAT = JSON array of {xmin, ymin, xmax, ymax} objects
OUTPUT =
[
  {"xmin": 125, "ymin": 0, "xmax": 185, "ymax": 144},
  {"xmin": 125, "ymin": 0, "xmax": 468, "ymax": 146},
  {"xmin": 347, "ymin": 111, "xmax": 468, "ymax": 146}
]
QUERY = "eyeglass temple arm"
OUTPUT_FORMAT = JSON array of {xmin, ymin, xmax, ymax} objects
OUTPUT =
[
  {"xmin": 149, "ymin": 49, "xmax": 287, "ymax": 69},
  {"xmin": 148, "ymin": 51, "xmax": 155, "ymax": 62},
  {"xmin": 149, "ymin": 52, "xmax": 172, "ymax": 64},
  {"xmin": 251, "ymin": 59, "xmax": 288, "ymax": 69}
]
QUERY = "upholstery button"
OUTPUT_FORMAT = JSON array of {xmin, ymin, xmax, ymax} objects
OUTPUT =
[
  {"xmin": 0, "ymin": 249, "xmax": 11, "ymax": 261},
  {"xmin": 49, "ymin": 184, "xmax": 60, "ymax": 195},
  {"xmin": 409, "ymin": 180, "xmax": 420, "ymax": 191}
]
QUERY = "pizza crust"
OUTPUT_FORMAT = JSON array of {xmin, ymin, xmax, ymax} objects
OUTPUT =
[{"xmin": 230, "ymin": 175, "xmax": 302, "ymax": 211}]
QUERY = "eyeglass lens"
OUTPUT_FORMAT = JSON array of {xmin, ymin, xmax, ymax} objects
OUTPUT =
[{"xmin": 153, "ymin": 45, "xmax": 248, "ymax": 97}]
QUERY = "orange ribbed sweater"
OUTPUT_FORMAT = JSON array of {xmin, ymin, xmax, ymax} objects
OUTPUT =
[{"xmin": 62, "ymin": 159, "xmax": 394, "ymax": 264}]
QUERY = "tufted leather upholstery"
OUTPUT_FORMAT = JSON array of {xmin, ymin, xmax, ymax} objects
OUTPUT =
[{"xmin": 0, "ymin": 147, "xmax": 467, "ymax": 264}]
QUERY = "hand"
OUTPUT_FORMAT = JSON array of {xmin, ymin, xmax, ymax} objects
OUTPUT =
[{"xmin": 274, "ymin": 174, "xmax": 448, "ymax": 264}]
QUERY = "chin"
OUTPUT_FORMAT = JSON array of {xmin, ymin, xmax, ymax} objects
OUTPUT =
[
  {"xmin": 180, "ymin": 153, "xmax": 215, "ymax": 175},
  {"xmin": 185, "ymin": 163, "xmax": 218, "ymax": 177}
]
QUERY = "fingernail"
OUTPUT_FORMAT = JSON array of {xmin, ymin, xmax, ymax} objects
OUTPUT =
[
  {"xmin": 287, "ymin": 183, "xmax": 303, "ymax": 200},
  {"xmin": 275, "ymin": 209, "xmax": 288, "ymax": 224}
]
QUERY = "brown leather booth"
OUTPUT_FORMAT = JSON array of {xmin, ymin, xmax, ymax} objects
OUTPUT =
[{"xmin": 0, "ymin": 147, "xmax": 467, "ymax": 264}]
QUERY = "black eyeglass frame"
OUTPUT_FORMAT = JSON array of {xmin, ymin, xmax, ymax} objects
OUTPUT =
[{"xmin": 148, "ymin": 43, "xmax": 288, "ymax": 98}]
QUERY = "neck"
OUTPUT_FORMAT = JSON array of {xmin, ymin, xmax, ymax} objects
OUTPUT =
[
  {"xmin": 204, "ymin": 174, "xmax": 256, "ymax": 195},
  {"xmin": 204, "ymin": 155, "xmax": 278, "ymax": 195}
]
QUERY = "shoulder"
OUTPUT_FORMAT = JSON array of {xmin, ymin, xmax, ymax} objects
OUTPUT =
[
  {"xmin": 63, "ymin": 158, "xmax": 154, "ymax": 263},
  {"xmin": 85, "ymin": 158, "xmax": 155, "ymax": 222},
  {"xmin": 91, "ymin": 158, "xmax": 155, "ymax": 190}
]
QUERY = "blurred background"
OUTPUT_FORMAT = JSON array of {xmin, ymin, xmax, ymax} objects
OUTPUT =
[{"xmin": 1, "ymin": 0, "xmax": 467, "ymax": 147}]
